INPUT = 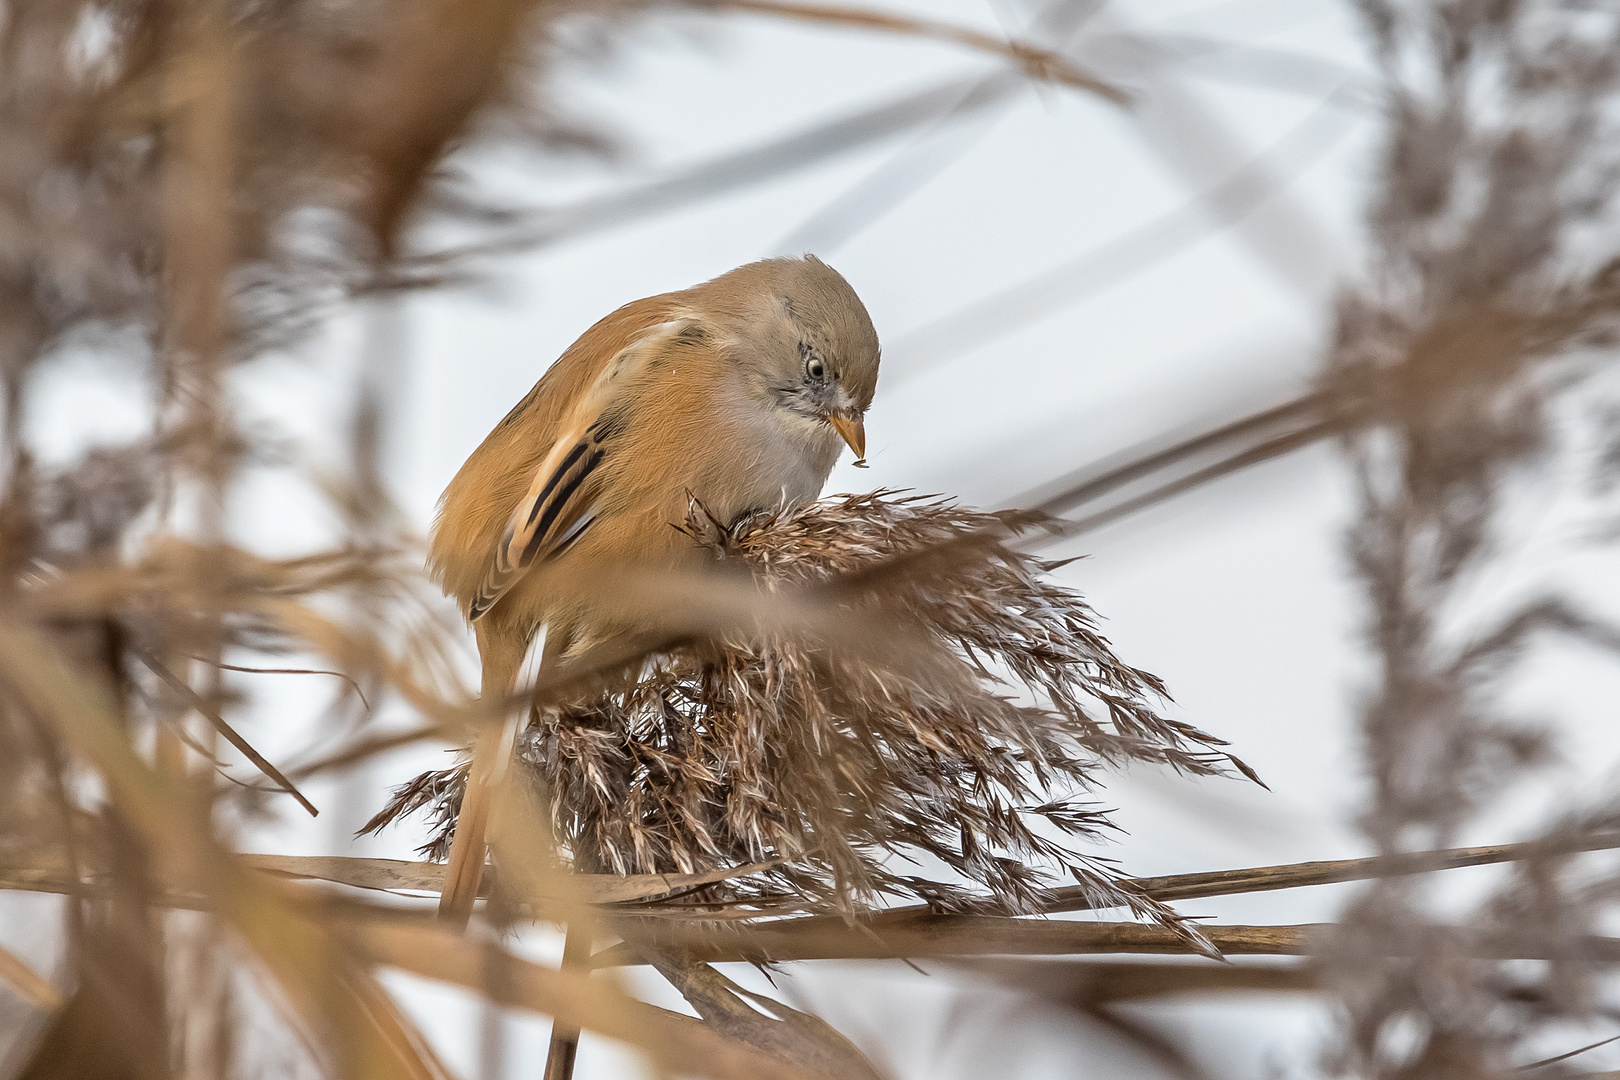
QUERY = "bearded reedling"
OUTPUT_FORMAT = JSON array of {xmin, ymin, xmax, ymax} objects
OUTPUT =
[{"xmin": 428, "ymin": 256, "xmax": 881, "ymax": 926}]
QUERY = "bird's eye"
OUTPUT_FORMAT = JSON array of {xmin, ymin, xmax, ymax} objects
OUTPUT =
[{"xmin": 807, "ymin": 356, "xmax": 826, "ymax": 380}]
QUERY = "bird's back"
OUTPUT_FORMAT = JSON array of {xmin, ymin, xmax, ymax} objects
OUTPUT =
[{"xmin": 427, "ymin": 293, "xmax": 679, "ymax": 610}]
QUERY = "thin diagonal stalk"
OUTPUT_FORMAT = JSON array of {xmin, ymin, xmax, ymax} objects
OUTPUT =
[
  {"xmin": 135, "ymin": 650, "xmax": 320, "ymax": 817},
  {"xmin": 684, "ymin": 0, "xmax": 1127, "ymax": 103},
  {"xmin": 593, "ymin": 920, "xmax": 1620, "ymax": 966},
  {"xmin": 955, "ymin": 957, "xmax": 1320, "ymax": 1001},
  {"xmin": 0, "ymin": 940, "xmax": 63, "ymax": 1012},
  {"xmin": 616, "ymin": 833, "xmax": 1620, "ymax": 935}
]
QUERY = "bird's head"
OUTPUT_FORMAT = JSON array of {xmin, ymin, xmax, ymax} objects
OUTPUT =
[{"xmin": 695, "ymin": 255, "xmax": 880, "ymax": 467}]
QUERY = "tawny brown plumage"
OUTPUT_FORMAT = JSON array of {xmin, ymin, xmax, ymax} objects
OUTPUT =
[{"xmin": 428, "ymin": 256, "xmax": 880, "ymax": 924}]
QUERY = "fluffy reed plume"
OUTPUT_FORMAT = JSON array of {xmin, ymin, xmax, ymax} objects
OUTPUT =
[{"xmin": 370, "ymin": 492, "xmax": 1254, "ymax": 928}]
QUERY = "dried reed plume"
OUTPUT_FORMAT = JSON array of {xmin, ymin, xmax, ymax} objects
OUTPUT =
[{"xmin": 369, "ymin": 492, "xmax": 1255, "ymax": 931}]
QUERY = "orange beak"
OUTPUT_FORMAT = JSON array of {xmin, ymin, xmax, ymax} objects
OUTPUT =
[{"xmin": 828, "ymin": 413, "xmax": 868, "ymax": 467}]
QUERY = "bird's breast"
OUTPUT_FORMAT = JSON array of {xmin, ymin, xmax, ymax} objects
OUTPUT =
[
  {"xmin": 566, "ymin": 365, "xmax": 842, "ymax": 573},
  {"xmin": 707, "ymin": 383, "xmax": 841, "ymax": 521}
]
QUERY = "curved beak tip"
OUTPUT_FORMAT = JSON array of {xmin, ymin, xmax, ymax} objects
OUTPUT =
[{"xmin": 828, "ymin": 414, "xmax": 867, "ymax": 467}]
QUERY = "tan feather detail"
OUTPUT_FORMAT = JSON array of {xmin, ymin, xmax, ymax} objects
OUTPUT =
[
  {"xmin": 468, "ymin": 319, "xmax": 701, "ymax": 621},
  {"xmin": 426, "ymin": 294, "xmax": 679, "ymax": 613}
]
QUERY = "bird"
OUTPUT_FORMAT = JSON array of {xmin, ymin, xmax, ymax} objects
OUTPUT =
[{"xmin": 427, "ymin": 255, "xmax": 881, "ymax": 924}]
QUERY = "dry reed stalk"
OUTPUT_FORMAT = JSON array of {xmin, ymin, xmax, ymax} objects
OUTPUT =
[
  {"xmin": 7, "ymin": 831, "xmax": 1610, "ymax": 923},
  {"xmin": 681, "ymin": 0, "xmax": 1128, "ymax": 103},
  {"xmin": 958, "ymin": 957, "xmax": 1321, "ymax": 1003},
  {"xmin": 0, "ymin": 945, "xmax": 64, "ymax": 1014},
  {"xmin": 592, "ymin": 918, "xmax": 1620, "ymax": 966}
]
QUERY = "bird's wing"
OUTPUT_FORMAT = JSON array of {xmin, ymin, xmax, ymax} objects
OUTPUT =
[{"xmin": 468, "ymin": 319, "xmax": 691, "ymax": 621}]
